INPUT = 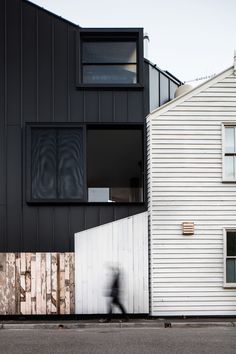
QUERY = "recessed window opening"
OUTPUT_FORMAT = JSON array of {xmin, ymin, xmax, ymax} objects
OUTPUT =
[
  {"xmin": 82, "ymin": 40, "xmax": 137, "ymax": 84},
  {"xmin": 87, "ymin": 128, "xmax": 143, "ymax": 202}
]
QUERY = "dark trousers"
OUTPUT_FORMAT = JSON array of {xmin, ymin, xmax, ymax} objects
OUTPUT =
[{"xmin": 108, "ymin": 296, "xmax": 127, "ymax": 317}]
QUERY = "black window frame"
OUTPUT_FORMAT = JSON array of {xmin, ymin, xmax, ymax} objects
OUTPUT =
[
  {"xmin": 224, "ymin": 228, "xmax": 236, "ymax": 287},
  {"xmin": 26, "ymin": 123, "xmax": 145, "ymax": 205},
  {"xmin": 76, "ymin": 28, "xmax": 144, "ymax": 89}
]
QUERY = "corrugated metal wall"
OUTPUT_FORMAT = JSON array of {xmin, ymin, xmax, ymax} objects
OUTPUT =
[
  {"xmin": 75, "ymin": 212, "xmax": 149, "ymax": 314},
  {"xmin": 148, "ymin": 68, "xmax": 236, "ymax": 316}
]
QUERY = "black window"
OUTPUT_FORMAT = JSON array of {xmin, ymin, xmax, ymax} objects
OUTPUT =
[
  {"xmin": 27, "ymin": 125, "xmax": 144, "ymax": 204},
  {"xmin": 225, "ymin": 231, "xmax": 236, "ymax": 284},
  {"xmin": 28, "ymin": 127, "xmax": 85, "ymax": 201},
  {"xmin": 82, "ymin": 41, "xmax": 137, "ymax": 84},
  {"xmin": 78, "ymin": 30, "xmax": 143, "ymax": 86}
]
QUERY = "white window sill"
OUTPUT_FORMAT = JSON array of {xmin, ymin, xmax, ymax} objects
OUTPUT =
[{"xmin": 223, "ymin": 283, "xmax": 236, "ymax": 288}]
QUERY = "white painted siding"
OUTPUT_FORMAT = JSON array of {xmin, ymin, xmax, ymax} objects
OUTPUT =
[
  {"xmin": 148, "ymin": 69, "xmax": 236, "ymax": 316},
  {"xmin": 74, "ymin": 212, "xmax": 149, "ymax": 314}
]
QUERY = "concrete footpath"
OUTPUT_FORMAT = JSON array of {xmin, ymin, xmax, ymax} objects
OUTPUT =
[{"xmin": 0, "ymin": 318, "xmax": 236, "ymax": 330}]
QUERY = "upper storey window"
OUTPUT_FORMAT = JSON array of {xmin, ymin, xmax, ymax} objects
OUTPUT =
[
  {"xmin": 223, "ymin": 125, "xmax": 236, "ymax": 181},
  {"xmin": 77, "ymin": 29, "xmax": 143, "ymax": 88},
  {"xmin": 82, "ymin": 41, "xmax": 137, "ymax": 84}
]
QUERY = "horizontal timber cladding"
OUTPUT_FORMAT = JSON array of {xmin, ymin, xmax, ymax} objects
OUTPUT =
[
  {"xmin": 0, "ymin": 253, "xmax": 75, "ymax": 315},
  {"xmin": 148, "ymin": 68, "xmax": 236, "ymax": 316}
]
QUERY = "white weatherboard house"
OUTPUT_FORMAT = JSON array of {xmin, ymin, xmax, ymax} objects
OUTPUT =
[{"xmin": 147, "ymin": 60, "xmax": 236, "ymax": 316}]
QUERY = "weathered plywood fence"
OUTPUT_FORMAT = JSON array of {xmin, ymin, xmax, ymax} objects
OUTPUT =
[{"xmin": 0, "ymin": 253, "xmax": 75, "ymax": 315}]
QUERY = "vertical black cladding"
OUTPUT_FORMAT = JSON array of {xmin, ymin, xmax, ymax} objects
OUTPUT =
[
  {"xmin": 38, "ymin": 10, "xmax": 53, "ymax": 122},
  {"xmin": 0, "ymin": 0, "xmax": 180, "ymax": 252},
  {"xmin": 0, "ymin": 0, "xmax": 6, "ymax": 251},
  {"xmin": 6, "ymin": 0, "xmax": 21, "ymax": 126},
  {"xmin": 22, "ymin": 1, "xmax": 37, "ymax": 123},
  {"xmin": 0, "ymin": 0, "xmax": 6, "ymax": 209},
  {"xmin": 54, "ymin": 19, "xmax": 68, "ymax": 122},
  {"xmin": 99, "ymin": 91, "xmax": 113, "ymax": 122},
  {"xmin": 7, "ymin": 126, "xmax": 22, "ymax": 251}
]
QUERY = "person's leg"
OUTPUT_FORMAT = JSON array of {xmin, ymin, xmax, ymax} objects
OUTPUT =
[
  {"xmin": 108, "ymin": 298, "xmax": 113, "ymax": 316},
  {"xmin": 99, "ymin": 297, "xmax": 113, "ymax": 323},
  {"xmin": 113, "ymin": 297, "xmax": 129, "ymax": 321},
  {"xmin": 116, "ymin": 299, "xmax": 126, "ymax": 315}
]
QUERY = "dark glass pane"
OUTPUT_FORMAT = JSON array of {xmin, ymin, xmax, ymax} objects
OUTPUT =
[
  {"xmin": 149, "ymin": 66, "xmax": 159, "ymax": 111},
  {"xmin": 227, "ymin": 231, "xmax": 236, "ymax": 256},
  {"xmin": 226, "ymin": 259, "xmax": 236, "ymax": 283},
  {"xmin": 58, "ymin": 129, "xmax": 84, "ymax": 199},
  {"xmin": 87, "ymin": 129, "xmax": 143, "ymax": 202},
  {"xmin": 83, "ymin": 64, "xmax": 137, "ymax": 84},
  {"xmin": 160, "ymin": 73, "xmax": 169, "ymax": 105},
  {"xmin": 31, "ymin": 129, "xmax": 57, "ymax": 199},
  {"xmin": 83, "ymin": 42, "xmax": 137, "ymax": 64}
]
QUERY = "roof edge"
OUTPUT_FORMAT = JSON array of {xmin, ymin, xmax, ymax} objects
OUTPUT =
[
  {"xmin": 147, "ymin": 65, "xmax": 234, "ymax": 122},
  {"xmin": 24, "ymin": 0, "xmax": 80, "ymax": 27},
  {"xmin": 144, "ymin": 58, "xmax": 183, "ymax": 85}
]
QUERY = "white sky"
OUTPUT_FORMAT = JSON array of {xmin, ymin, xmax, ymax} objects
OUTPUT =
[{"xmin": 28, "ymin": 0, "xmax": 236, "ymax": 83}]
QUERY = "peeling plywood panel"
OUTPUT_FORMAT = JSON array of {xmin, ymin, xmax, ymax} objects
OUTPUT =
[
  {"xmin": 15, "ymin": 253, "xmax": 21, "ymax": 315},
  {"xmin": 36, "ymin": 253, "xmax": 41, "ymax": 314},
  {"xmin": 6, "ymin": 253, "xmax": 16, "ymax": 315},
  {"xmin": 59, "ymin": 253, "xmax": 65, "ymax": 315},
  {"xmin": 69, "ymin": 253, "xmax": 75, "ymax": 314},
  {"xmin": 31, "ymin": 254, "xmax": 36, "ymax": 314},
  {"xmin": 0, "ymin": 253, "xmax": 75, "ymax": 315},
  {"xmin": 25, "ymin": 253, "xmax": 32, "ymax": 315},
  {"xmin": 51, "ymin": 253, "xmax": 58, "ymax": 314},
  {"xmin": 46, "ymin": 253, "xmax": 51, "ymax": 315},
  {"xmin": 64, "ymin": 253, "xmax": 70, "ymax": 314},
  {"xmin": 41, "ymin": 253, "xmax": 46, "ymax": 314},
  {"xmin": 20, "ymin": 253, "xmax": 26, "ymax": 314},
  {"xmin": 0, "ymin": 254, "xmax": 6, "ymax": 314}
]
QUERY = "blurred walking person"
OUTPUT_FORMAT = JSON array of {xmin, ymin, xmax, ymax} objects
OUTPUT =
[{"xmin": 101, "ymin": 266, "xmax": 129, "ymax": 322}]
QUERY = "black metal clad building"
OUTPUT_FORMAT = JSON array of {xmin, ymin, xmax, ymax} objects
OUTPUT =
[{"xmin": 0, "ymin": 0, "xmax": 181, "ymax": 252}]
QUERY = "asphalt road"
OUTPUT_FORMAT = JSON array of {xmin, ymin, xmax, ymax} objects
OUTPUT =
[{"xmin": 0, "ymin": 327, "xmax": 235, "ymax": 354}]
